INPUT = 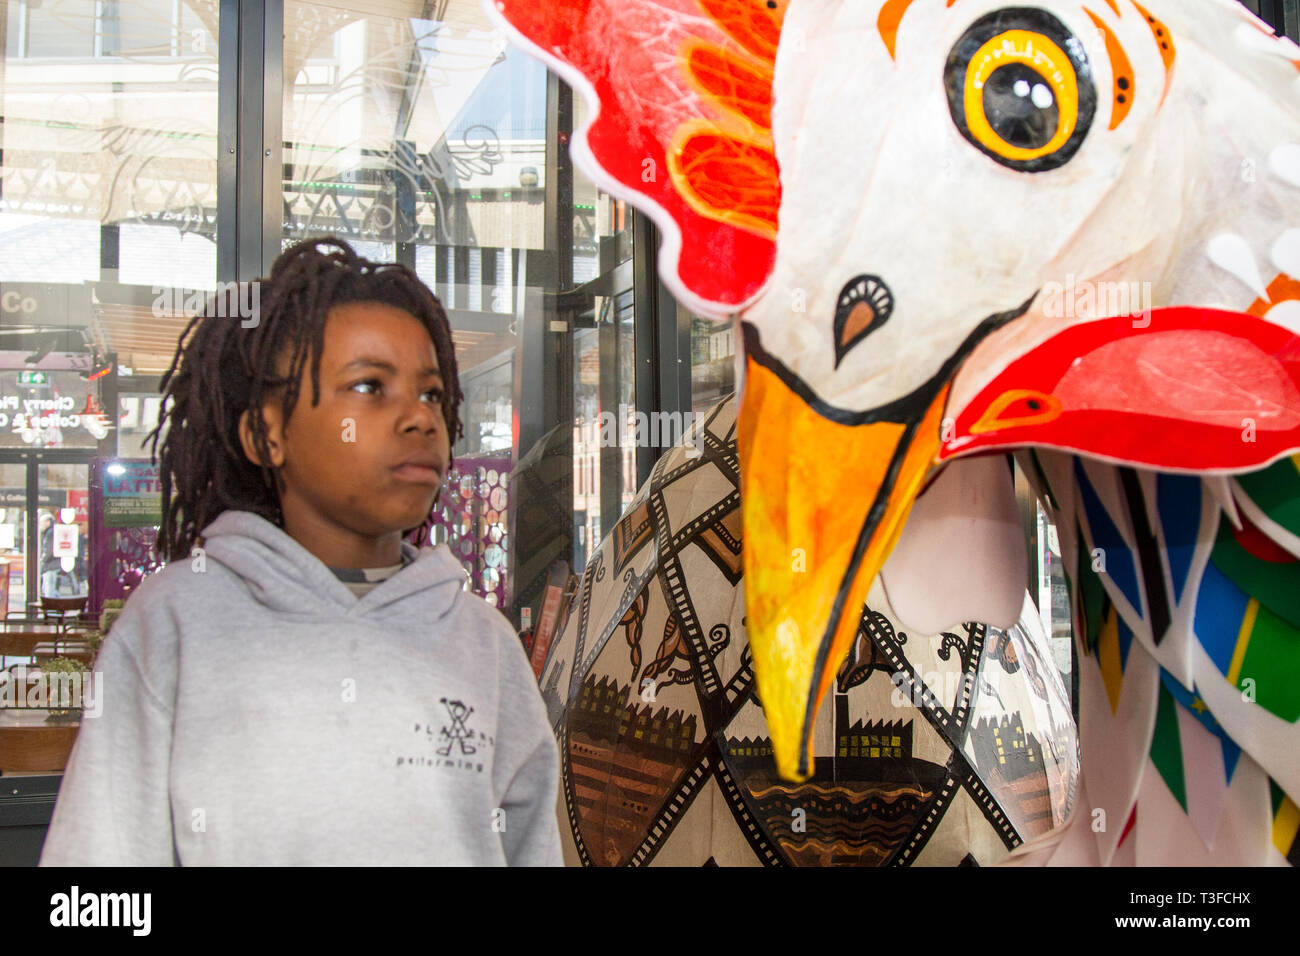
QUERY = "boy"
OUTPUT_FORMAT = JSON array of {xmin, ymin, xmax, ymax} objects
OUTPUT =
[{"xmin": 40, "ymin": 238, "xmax": 563, "ymax": 865}]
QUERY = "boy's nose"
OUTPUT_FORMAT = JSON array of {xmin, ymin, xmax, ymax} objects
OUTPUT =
[{"xmin": 399, "ymin": 394, "xmax": 442, "ymax": 434}]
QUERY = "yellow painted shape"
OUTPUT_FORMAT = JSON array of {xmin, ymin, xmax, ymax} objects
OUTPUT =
[
  {"xmin": 1226, "ymin": 599, "xmax": 1258, "ymax": 687},
  {"xmin": 1097, "ymin": 605, "xmax": 1123, "ymax": 715},
  {"xmin": 1274, "ymin": 795, "xmax": 1299, "ymax": 856}
]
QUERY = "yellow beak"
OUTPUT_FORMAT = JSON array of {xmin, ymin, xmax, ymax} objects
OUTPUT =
[{"xmin": 737, "ymin": 354, "xmax": 948, "ymax": 781}]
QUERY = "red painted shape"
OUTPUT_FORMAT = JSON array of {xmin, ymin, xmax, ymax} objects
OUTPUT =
[
  {"xmin": 1118, "ymin": 807, "xmax": 1137, "ymax": 847},
  {"xmin": 495, "ymin": 0, "xmax": 777, "ymax": 309},
  {"xmin": 1233, "ymin": 510, "xmax": 1298, "ymax": 564},
  {"xmin": 942, "ymin": 307, "xmax": 1300, "ymax": 471}
]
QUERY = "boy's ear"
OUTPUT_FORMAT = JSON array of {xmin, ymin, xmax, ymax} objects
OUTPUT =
[{"xmin": 238, "ymin": 404, "xmax": 287, "ymax": 469}]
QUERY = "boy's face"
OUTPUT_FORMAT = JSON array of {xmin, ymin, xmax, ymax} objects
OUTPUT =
[{"xmin": 242, "ymin": 301, "xmax": 451, "ymax": 562}]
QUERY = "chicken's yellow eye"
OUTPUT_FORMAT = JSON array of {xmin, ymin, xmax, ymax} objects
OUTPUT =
[{"xmin": 945, "ymin": 9, "xmax": 1096, "ymax": 173}]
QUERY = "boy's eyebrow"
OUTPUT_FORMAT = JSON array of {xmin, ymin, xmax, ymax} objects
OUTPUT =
[{"xmin": 339, "ymin": 358, "xmax": 442, "ymax": 378}]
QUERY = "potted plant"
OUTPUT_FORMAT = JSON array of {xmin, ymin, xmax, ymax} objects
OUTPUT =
[
  {"xmin": 98, "ymin": 598, "xmax": 125, "ymax": 636},
  {"xmin": 37, "ymin": 657, "xmax": 90, "ymax": 721},
  {"xmin": 83, "ymin": 597, "xmax": 127, "ymax": 665}
]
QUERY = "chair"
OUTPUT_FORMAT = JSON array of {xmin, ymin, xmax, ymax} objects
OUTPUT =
[{"xmin": 39, "ymin": 597, "xmax": 87, "ymax": 632}]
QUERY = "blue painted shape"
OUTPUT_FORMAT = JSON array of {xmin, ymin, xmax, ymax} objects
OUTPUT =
[
  {"xmin": 1073, "ymin": 459, "xmax": 1143, "ymax": 614},
  {"xmin": 1157, "ymin": 473, "xmax": 1202, "ymax": 603},
  {"xmin": 1193, "ymin": 562, "xmax": 1249, "ymax": 677},
  {"xmin": 1117, "ymin": 612, "xmax": 1134, "ymax": 671},
  {"xmin": 1160, "ymin": 669, "xmax": 1243, "ymax": 782}
]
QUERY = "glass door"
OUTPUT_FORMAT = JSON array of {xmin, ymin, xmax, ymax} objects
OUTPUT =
[
  {"xmin": 0, "ymin": 451, "xmax": 92, "ymax": 614},
  {"xmin": 35, "ymin": 458, "xmax": 91, "ymax": 604},
  {"xmin": 0, "ymin": 461, "xmax": 26, "ymax": 614}
]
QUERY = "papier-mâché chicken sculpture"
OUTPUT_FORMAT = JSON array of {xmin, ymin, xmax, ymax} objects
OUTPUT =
[{"xmin": 486, "ymin": 0, "xmax": 1300, "ymax": 863}]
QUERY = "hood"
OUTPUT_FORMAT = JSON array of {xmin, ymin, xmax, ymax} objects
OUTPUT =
[{"xmin": 198, "ymin": 510, "xmax": 470, "ymax": 619}]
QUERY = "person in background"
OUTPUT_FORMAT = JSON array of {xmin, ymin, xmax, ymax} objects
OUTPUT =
[
  {"xmin": 40, "ymin": 237, "xmax": 562, "ymax": 866},
  {"xmin": 38, "ymin": 512, "xmax": 60, "ymax": 597}
]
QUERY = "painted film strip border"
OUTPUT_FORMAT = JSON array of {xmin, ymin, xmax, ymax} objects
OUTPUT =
[
  {"xmin": 653, "ymin": 494, "xmax": 723, "ymax": 700},
  {"xmin": 629, "ymin": 749, "xmax": 717, "ymax": 867},
  {"xmin": 948, "ymin": 623, "xmax": 986, "ymax": 737},
  {"xmin": 669, "ymin": 491, "xmax": 740, "ymax": 555},
  {"xmin": 714, "ymin": 750, "xmax": 784, "ymax": 867},
  {"xmin": 874, "ymin": 634, "xmax": 950, "ymax": 732},
  {"xmin": 653, "ymin": 447, "xmax": 719, "ymax": 494},
  {"xmin": 720, "ymin": 655, "xmax": 754, "ymax": 719},
  {"xmin": 560, "ymin": 739, "xmax": 594, "ymax": 867},
  {"xmin": 575, "ymin": 565, "xmax": 657, "ymax": 686},
  {"xmin": 961, "ymin": 762, "xmax": 1023, "ymax": 851},
  {"xmin": 890, "ymin": 770, "xmax": 961, "ymax": 866},
  {"xmin": 566, "ymin": 552, "xmax": 601, "ymax": 701}
]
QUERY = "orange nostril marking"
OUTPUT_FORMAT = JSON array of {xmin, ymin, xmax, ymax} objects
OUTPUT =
[{"xmin": 840, "ymin": 303, "xmax": 876, "ymax": 350}]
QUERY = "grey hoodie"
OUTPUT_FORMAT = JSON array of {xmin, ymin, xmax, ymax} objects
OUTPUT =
[{"xmin": 39, "ymin": 511, "xmax": 562, "ymax": 866}]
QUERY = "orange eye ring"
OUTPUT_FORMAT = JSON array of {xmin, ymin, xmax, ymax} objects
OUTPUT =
[
  {"xmin": 969, "ymin": 389, "xmax": 1064, "ymax": 435},
  {"xmin": 945, "ymin": 10, "xmax": 1097, "ymax": 173},
  {"xmin": 963, "ymin": 30, "xmax": 1079, "ymax": 161}
]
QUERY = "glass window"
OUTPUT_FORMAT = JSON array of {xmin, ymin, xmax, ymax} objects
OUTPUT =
[
  {"xmin": 25, "ymin": 0, "xmax": 95, "ymax": 58},
  {"xmin": 0, "ymin": 461, "xmax": 26, "ymax": 611},
  {"xmin": 0, "ymin": 0, "xmax": 217, "ymax": 608},
  {"xmin": 0, "ymin": 0, "xmax": 667, "ymax": 630},
  {"xmin": 116, "ymin": 391, "xmax": 164, "ymax": 458},
  {"xmin": 687, "ymin": 305, "xmax": 737, "ymax": 413},
  {"xmin": 281, "ymin": 0, "xmax": 645, "ymax": 623}
]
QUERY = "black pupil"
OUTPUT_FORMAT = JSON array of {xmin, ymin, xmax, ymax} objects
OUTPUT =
[
  {"xmin": 1027, "ymin": 400, "xmax": 1042, "ymax": 411},
  {"xmin": 983, "ymin": 63, "xmax": 1060, "ymax": 150}
]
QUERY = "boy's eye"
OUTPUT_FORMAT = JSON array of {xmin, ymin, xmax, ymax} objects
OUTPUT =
[
  {"xmin": 422, "ymin": 388, "xmax": 444, "ymax": 404},
  {"xmin": 350, "ymin": 379, "xmax": 382, "ymax": 395}
]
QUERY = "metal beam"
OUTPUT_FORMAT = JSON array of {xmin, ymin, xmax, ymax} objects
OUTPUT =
[
  {"xmin": 218, "ymin": 0, "xmax": 284, "ymax": 283},
  {"xmin": 630, "ymin": 213, "xmax": 691, "ymax": 486},
  {"xmin": 1255, "ymin": 0, "xmax": 1300, "ymax": 40},
  {"xmin": 216, "ymin": 0, "xmax": 239, "ymax": 283},
  {"xmin": 260, "ymin": 0, "xmax": 284, "ymax": 277}
]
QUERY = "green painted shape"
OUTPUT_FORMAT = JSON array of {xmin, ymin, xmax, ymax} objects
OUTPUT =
[
  {"xmin": 1212, "ymin": 520, "xmax": 1300, "ymax": 630},
  {"xmin": 1236, "ymin": 458, "xmax": 1300, "ymax": 541},
  {"xmin": 1271, "ymin": 779, "xmax": 1285, "ymax": 817},
  {"xmin": 1077, "ymin": 533, "xmax": 1107, "ymax": 657},
  {"xmin": 1238, "ymin": 603, "xmax": 1300, "ymax": 723},
  {"xmin": 1150, "ymin": 684, "xmax": 1187, "ymax": 812}
]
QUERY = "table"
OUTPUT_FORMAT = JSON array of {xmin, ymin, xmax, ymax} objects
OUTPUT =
[
  {"xmin": 33, "ymin": 643, "xmax": 94, "ymax": 665},
  {"xmin": 0, "ymin": 626, "xmax": 70, "ymax": 665},
  {"xmin": 0, "ymin": 708, "xmax": 80, "ymax": 774}
]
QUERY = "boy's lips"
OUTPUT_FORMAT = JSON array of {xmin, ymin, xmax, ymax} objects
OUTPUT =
[{"xmin": 391, "ymin": 454, "xmax": 444, "ymax": 485}]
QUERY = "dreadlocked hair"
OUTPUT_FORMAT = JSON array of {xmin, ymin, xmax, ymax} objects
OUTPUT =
[{"xmin": 148, "ymin": 236, "xmax": 464, "ymax": 562}]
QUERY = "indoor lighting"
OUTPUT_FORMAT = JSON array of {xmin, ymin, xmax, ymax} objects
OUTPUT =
[{"xmin": 81, "ymin": 358, "xmax": 114, "ymax": 381}]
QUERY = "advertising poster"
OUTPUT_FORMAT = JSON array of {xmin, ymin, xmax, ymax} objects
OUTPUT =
[{"xmin": 101, "ymin": 461, "xmax": 162, "ymax": 529}]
